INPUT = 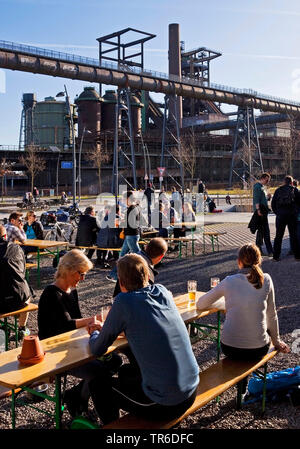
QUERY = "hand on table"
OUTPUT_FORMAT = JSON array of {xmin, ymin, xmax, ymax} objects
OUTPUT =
[{"xmin": 87, "ymin": 316, "xmax": 102, "ymax": 335}]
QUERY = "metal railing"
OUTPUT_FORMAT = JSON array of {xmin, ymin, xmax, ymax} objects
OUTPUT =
[{"xmin": 1, "ymin": 39, "xmax": 300, "ymax": 107}]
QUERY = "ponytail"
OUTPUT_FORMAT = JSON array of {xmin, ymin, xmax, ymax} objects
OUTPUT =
[
  {"xmin": 238, "ymin": 244, "xmax": 264, "ymax": 289},
  {"xmin": 247, "ymin": 264, "xmax": 264, "ymax": 289}
]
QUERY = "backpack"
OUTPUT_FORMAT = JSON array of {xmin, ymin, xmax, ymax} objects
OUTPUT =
[{"xmin": 276, "ymin": 186, "xmax": 295, "ymax": 207}]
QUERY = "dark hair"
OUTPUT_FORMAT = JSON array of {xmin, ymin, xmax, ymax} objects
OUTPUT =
[
  {"xmin": 238, "ymin": 244, "xmax": 264, "ymax": 289},
  {"xmin": 284, "ymin": 176, "xmax": 293, "ymax": 185},
  {"xmin": 146, "ymin": 237, "xmax": 168, "ymax": 259},
  {"xmin": 84, "ymin": 206, "xmax": 94, "ymax": 215},
  {"xmin": 9, "ymin": 212, "xmax": 23, "ymax": 222},
  {"xmin": 260, "ymin": 172, "xmax": 271, "ymax": 180},
  {"xmin": 117, "ymin": 253, "xmax": 149, "ymax": 291}
]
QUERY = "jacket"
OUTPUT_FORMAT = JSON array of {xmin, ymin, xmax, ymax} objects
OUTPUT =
[
  {"xmin": 271, "ymin": 185, "xmax": 299, "ymax": 216},
  {"xmin": 23, "ymin": 220, "xmax": 44, "ymax": 240},
  {"xmin": 0, "ymin": 239, "xmax": 33, "ymax": 309},
  {"xmin": 75, "ymin": 214, "xmax": 99, "ymax": 246}
]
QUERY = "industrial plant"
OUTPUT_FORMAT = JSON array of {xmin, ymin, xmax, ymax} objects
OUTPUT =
[{"xmin": 1, "ymin": 24, "xmax": 300, "ymax": 195}]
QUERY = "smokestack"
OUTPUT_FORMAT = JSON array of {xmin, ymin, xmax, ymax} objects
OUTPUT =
[{"xmin": 168, "ymin": 23, "xmax": 182, "ymax": 128}]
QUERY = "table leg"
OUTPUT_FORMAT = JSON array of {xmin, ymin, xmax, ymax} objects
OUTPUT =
[
  {"xmin": 179, "ymin": 241, "xmax": 182, "ymax": 258},
  {"xmin": 56, "ymin": 248, "xmax": 59, "ymax": 266},
  {"xmin": 37, "ymin": 248, "xmax": 41, "ymax": 288},
  {"xmin": 4, "ymin": 318, "xmax": 8, "ymax": 351},
  {"xmin": 11, "ymin": 389, "xmax": 16, "ymax": 429},
  {"xmin": 54, "ymin": 374, "xmax": 62, "ymax": 429},
  {"xmin": 14, "ymin": 317, "xmax": 18, "ymax": 348},
  {"xmin": 211, "ymin": 236, "xmax": 215, "ymax": 252},
  {"xmin": 262, "ymin": 363, "xmax": 268, "ymax": 414}
]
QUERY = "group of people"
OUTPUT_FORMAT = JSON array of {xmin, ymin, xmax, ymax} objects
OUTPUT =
[
  {"xmin": 0, "ymin": 185, "xmax": 291, "ymax": 427},
  {"xmin": 252, "ymin": 173, "xmax": 300, "ymax": 261},
  {"xmin": 34, "ymin": 240, "xmax": 289, "ymax": 424}
]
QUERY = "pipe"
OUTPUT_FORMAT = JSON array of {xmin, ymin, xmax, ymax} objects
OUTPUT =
[{"xmin": 1, "ymin": 49, "xmax": 300, "ymax": 115}]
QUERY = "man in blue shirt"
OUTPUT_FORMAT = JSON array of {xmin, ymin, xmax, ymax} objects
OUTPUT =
[
  {"xmin": 87, "ymin": 253, "xmax": 199, "ymax": 425},
  {"xmin": 252, "ymin": 173, "xmax": 273, "ymax": 256}
]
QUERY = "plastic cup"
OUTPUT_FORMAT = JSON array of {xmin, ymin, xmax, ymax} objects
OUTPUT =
[
  {"xmin": 187, "ymin": 280, "xmax": 197, "ymax": 307},
  {"xmin": 99, "ymin": 306, "xmax": 111, "ymax": 323}
]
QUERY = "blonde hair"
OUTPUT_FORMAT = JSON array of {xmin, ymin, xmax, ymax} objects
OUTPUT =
[
  {"xmin": 117, "ymin": 253, "xmax": 149, "ymax": 291},
  {"xmin": 238, "ymin": 244, "xmax": 264, "ymax": 289},
  {"xmin": 55, "ymin": 249, "xmax": 93, "ymax": 280},
  {"xmin": 25, "ymin": 210, "xmax": 35, "ymax": 220}
]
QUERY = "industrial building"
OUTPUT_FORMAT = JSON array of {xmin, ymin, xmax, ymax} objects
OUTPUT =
[{"xmin": 3, "ymin": 24, "xmax": 300, "ymax": 194}]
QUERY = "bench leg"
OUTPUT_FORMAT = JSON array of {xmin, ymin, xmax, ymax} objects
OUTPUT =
[
  {"xmin": 211, "ymin": 236, "xmax": 215, "ymax": 252},
  {"xmin": 4, "ymin": 318, "xmax": 9, "ymax": 351},
  {"xmin": 14, "ymin": 317, "xmax": 19, "ymax": 348},
  {"xmin": 261, "ymin": 363, "xmax": 268, "ymax": 414},
  {"xmin": 178, "ymin": 241, "xmax": 182, "ymax": 259},
  {"xmin": 55, "ymin": 374, "xmax": 62, "ymax": 429}
]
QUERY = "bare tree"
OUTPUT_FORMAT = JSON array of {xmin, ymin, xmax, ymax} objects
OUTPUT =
[
  {"xmin": 0, "ymin": 157, "xmax": 12, "ymax": 200},
  {"xmin": 19, "ymin": 146, "xmax": 46, "ymax": 193},
  {"xmin": 278, "ymin": 116, "xmax": 300, "ymax": 175},
  {"xmin": 172, "ymin": 127, "xmax": 198, "ymax": 189},
  {"xmin": 86, "ymin": 143, "xmax": 109, "ymax": 193}
]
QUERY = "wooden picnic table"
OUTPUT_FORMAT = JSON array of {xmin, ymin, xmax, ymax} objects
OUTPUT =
[
  {"xmin": 18, "ymin": 240, "xmax": 69, "ymax": 287},
  {"xmin": 0, "ymin": 292, "xmax": 224, "ymax": 429}
]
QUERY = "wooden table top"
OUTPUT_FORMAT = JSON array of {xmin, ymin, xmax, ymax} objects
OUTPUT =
[
  {"xmin": 20, "ymin": 240, "xmax": 69, "ymax": 249},
  {"xmin": 0, "ymin": 292, "xmax": 224, "ymax": 390}
]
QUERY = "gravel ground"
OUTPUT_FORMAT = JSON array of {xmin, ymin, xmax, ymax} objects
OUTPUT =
[{"xmin": 0, "ymin": 242, "xmax": 299, "ymax": 431}]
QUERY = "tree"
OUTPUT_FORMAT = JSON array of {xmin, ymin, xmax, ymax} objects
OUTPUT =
[
  {"xmin": 172, "ymin": 127, "xmax": 198, "ymax": 189},
  {"xmin": 0, "ymin": 157, "xmax": 12, "ymax": 200},
  {"xmin": 86, "ymin": 143, "xmax": 109, "ymax": 193},
  {"xmin": 19, "ymin": 146, "xmax": 46, "ymax": 193},
  {"xmin": 278, "ymin": 116, "xmax": 300, "ymax": 175}
]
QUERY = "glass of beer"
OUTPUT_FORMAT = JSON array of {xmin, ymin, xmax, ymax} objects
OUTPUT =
[
  {"xmin": 99, "ymin": 306, "xmax": 111, "ymax": 324},
  {"xmin": 187, "ymin": 280, "xmax": 197, "ymax": 307},
  {"xmin": 210, "ymin": 277, "xmax": 220, "ymax": 288}
]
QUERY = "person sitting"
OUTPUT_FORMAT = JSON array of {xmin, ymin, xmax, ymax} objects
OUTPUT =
[
  {"xmin": 5, "ymin": 212, "xmax": 26, "ymax": 244},
  {"xmin": 0, "ymin": 224, "xmax": 32, "ymax": 339},
  {"xmin": 60, "ymin": 191, "xmax": 68, "ymax": 204},
  {"xmin": 196, "ymin": 243, "xmax": 290, "ymax": 394},
  {"xmin": 151, "ymin": 201, "xmax": 170, "ymax": 238},
  {"xmin": 75, "ymin": 206, "xmax": 99, "ymax": 260},
  {"xmin": 22, "ymin": 211, "xmax": 44, "ymax": 259},
  {"xmin": 226, "ymin": 195, "xmax": 232, "ymax": 205},
  {"xmin": 208, "ymin": 198, "xmax": 222, "ymax": 213},
  {"xmin": 37, "ymin": 249, "xmax": 122, "ymax": 417},
  {"xmin": 87, "ymin": 253, "xmax": 199, "ymax": 425}
]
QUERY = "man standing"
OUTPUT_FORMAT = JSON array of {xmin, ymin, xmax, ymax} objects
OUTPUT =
[
  {"xmin": 144, "ymin": 182, "xmax": 154, "ymax": 226},
  {"xmin": 252, "ymin": 173, "xmax": 273, "ymax": 256},
  {"xmin": 198, "ymin": 180, "xmax": 205, "ymax": 194},
  {"xmin": 271, "ymin": 176, "xmax": 300, "ymax": 261},
  {"xmin": 88, "ymin": 253, "xmax": 199, "ymax": 425},
  {"xmin": 75, "ymin": 206, "xmax": 99, "ymax": 260},
  {"xmin": 106, "ymin": 190, "xmax": 141, "ymax": 282}
]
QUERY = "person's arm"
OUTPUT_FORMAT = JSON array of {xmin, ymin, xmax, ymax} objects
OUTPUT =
[
  {"xmin": 196, "ymin": 281, "xmax": 226, "ymax": 310},
  {"xmin": 271, "ymin": 190, "xmax": 278, "ymax": 215},
  {"xmin": 265, "ymin": 277, "xmax": 290, "ymax": 352},
  {"xmin": 16, "ymin": 226, "xmax": 26, "ymax": 243},
  {"xmin": 89, "ymin": 300, "xmax": 126, "ymax": 357},
  {"xmin": 253, "ymin": 184, "xmax": 263, "ymax": 216}
]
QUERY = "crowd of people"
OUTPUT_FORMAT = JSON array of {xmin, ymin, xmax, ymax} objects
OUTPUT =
[{"xmin": 0, "ymin": 178, "xmax": 294, "ymax": 427}]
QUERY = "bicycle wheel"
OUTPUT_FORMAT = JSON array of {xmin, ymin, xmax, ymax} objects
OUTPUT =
[{"xmin": 44, "ymin": 230, "xmax": 56, "ymax": 240}]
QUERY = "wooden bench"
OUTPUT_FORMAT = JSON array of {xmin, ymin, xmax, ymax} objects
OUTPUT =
[
  {"xmin": 203, "ymin": 231, "xmax": 227, "ymax": 253},
  {"xmin": 25, "ymin": 262, "xmax": 38, "ymax": 281},
  {"xmin": 161, "ymin": 237, "xmax": 198, "ymax": 258},
  {"xmin": 103, "ymin": 349, "xmax": 277, "ymax": 429},
  {"xmin": 0, "ymin": 303, "xmax": 38, "ymax": 351}
]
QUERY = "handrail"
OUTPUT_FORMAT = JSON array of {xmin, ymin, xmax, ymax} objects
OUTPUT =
[{"xmin": 1, "ymin": 39, "xmax": 300, "ymax": 107}]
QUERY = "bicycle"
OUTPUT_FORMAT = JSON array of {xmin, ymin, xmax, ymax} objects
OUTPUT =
[{"xmin": 43, "ymin": 221, "xmax": 76, "ymax": 243}]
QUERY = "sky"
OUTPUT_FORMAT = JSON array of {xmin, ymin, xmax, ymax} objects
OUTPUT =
[{"xmin": 1, "ymin": 0, "xmax": 300, "ymax": 145}]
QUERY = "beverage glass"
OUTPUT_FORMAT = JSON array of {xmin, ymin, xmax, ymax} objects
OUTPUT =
[
  {"xmin": 210, "ymin": 277, "xmax": 220, "ymax": 288},
  {"xmin": 187, "ymin": 280, "xmax": 197, "ymax": 307},
  {"xmin": 99, "ymin": 306, "xmax": 111, "ymax": 323}
]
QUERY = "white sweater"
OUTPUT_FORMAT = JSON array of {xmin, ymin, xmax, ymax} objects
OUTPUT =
[{"xmin": 196, "ymin": 271, "xmax": 281, "ymax": 349}]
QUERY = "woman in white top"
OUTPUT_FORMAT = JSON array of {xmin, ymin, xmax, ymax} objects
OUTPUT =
[{"xmin": 196, "ymin": 243, "xmax": 289, "ymax": 361}]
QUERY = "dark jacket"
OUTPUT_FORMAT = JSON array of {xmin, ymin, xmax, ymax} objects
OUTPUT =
[
  {"xmin": 122, "ymin": 204, "xmax": 140, "ymax": 236},
  {"xmin": 97, "ymin": 215, "xmax": 123, "ymax": 249},
  {"xmin": 271, "ymin": 185, "xmax": 299, "ymax": 216},
  {"xmin": 23, "ymin": 220, "xmax": 44, "ymax": 240},
  {"xmin": 0, "ymin": 239, "xmax": 32, "ymax": 311},
  {"xmin": 75, "ymin": 214, "xmax": 99, "ymax": 246},
  {"xmin": 248, "ymin": 210, "xmax": 261, "ymax": 234}
]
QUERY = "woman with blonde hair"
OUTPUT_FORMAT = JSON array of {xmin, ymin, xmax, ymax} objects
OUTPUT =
[
  {"xmin": 196, "ymin": 243, "xmax": 290, "ymax": 361},
  {"xmin": 38, "ymin": 249, "xmax": 122, "ymax": 417}
]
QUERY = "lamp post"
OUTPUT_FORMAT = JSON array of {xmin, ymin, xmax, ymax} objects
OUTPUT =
[
  {"xmin": 78, "ymin": 127, "xmax": 92, "ymax": 201},
  {"xmin": 56, "ymin": 85, "xmax": 76, "ymax": 205}
]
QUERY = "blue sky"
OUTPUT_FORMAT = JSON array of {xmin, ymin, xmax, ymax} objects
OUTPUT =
[{"xmin": 1, "ymin": 0, "xmax": 300, "ymax": 144}]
